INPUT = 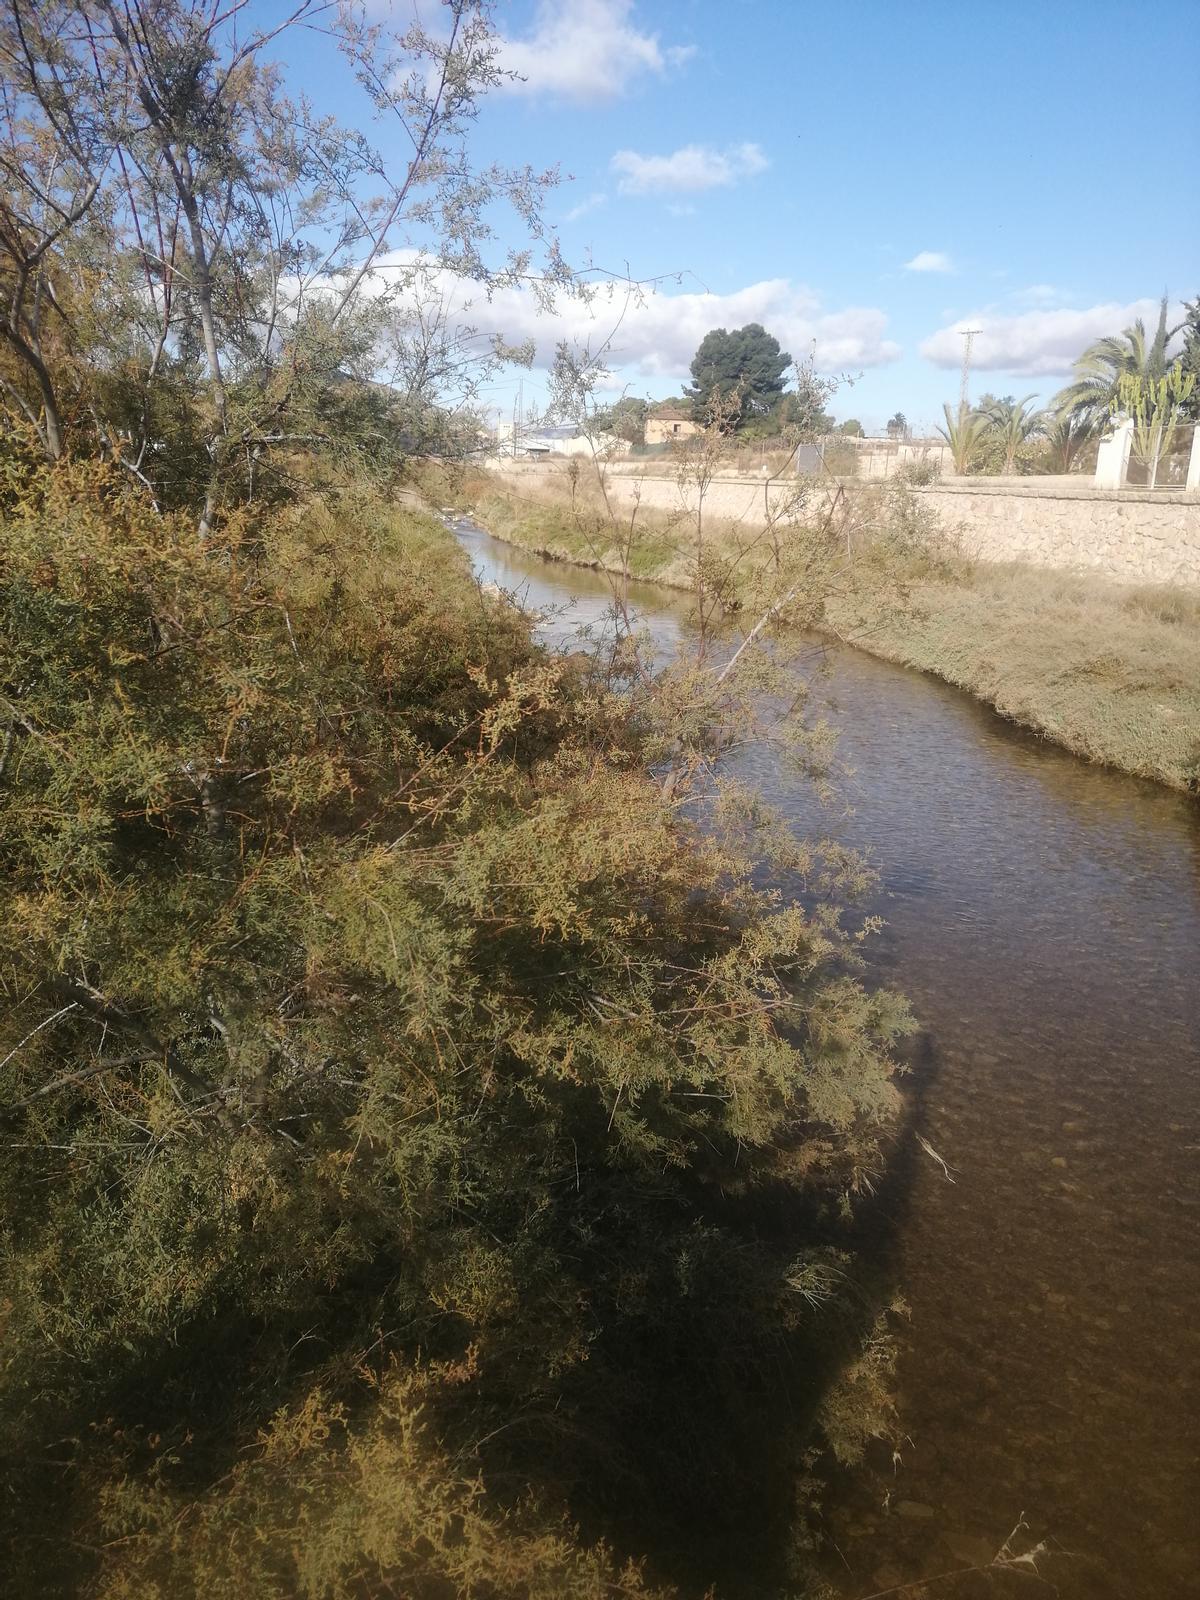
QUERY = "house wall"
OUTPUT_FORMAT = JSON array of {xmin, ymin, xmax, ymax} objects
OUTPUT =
[{"xmin": 645, "ymin": 418, "xmax": 701, "ymax": 444}]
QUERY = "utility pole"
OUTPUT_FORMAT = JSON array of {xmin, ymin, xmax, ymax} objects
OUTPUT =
[{"xmin": 958, "ymin": 328, "xmax": 981, "ymax": 422}]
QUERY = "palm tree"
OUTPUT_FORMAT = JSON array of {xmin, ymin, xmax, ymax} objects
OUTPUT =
[
  {"xmin": 1052, "ymin": 295, "xmax": 1176, "ymax": 424},
  {"xmin": 979, "ymin": 393, "xmax": 1045, "ymax": 473},
  {"xmin": 1040, "ymin": 413, "xmax": 1098, "ymax": 474},
  {"xmin": 937, "ymin": 402, "xmax": 991, "ymax": 475}
]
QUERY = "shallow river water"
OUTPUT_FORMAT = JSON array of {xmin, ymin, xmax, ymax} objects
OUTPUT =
[{"xmin": 449, "ymin": 514, "xmax": 1200, "ymax": 1600}]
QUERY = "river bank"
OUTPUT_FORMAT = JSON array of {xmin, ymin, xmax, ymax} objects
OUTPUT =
[
  {"xmin": 422, "ymin": 466, "xmax": 1200, "ymax": 795},
  {"xmin": 450, "ymin": 509, "xmax": 1200, "ymax": 1600}
]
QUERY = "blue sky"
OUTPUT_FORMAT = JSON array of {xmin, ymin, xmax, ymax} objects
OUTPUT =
[{"xmin": 286, "ymin": 0, "xmax": 1199, "ymax": 435}]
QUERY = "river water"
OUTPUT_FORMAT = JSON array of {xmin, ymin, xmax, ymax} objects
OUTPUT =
[{"xmin": 448, "ymin": 514, "xmax": 1200, "ymax": 1600}]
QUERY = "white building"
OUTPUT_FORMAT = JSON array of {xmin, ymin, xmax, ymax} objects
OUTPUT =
[{"xmin": 492, "ymin": 422, "xmax": 628, "ymax": 460}]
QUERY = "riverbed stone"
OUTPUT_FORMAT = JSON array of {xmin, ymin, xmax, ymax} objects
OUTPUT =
[
  {"xmin": 895, "ymin": 1499, "xmax": 937, "ymax": 1520},
  {"xmin": 942, "ymin": 1532, "xmax": 997, "ymax": 1567}
]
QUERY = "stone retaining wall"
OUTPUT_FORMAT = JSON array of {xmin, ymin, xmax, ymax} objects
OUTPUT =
[
  {"xmin": 910, "ymin": 481, "xmax": 1200, "ymax": 586},
  {"xmin": 484, "ymin": 463, "xmax": 1200, "ymax": 587}
]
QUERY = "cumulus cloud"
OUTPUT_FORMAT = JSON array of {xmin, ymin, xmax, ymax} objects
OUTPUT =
[
  {"xmin": 611, "ymin": 141, "xmax": 769, "ymax": 195},
  {"xmin": 364, "ymin": 259, "xmax": 898, "ymax": 378},
  {"xmin": 920, "ymin": 298, "xmax": 1184, "ymax": 377},
  {"xmin": 903, "ymin": 251, "xmax": 955, "ymax": 274},
  {"xmin": 494, "ymin": 0, "xmax": 694, "ymax": 103}
]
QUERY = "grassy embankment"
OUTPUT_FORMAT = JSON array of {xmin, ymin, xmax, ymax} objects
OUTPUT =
[{"xmin": 426, "ymin": 463, "xmax": 1200, "ymax": 795}]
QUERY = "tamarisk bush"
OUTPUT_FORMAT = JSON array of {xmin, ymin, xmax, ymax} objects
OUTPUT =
[{"xmin": 0, "ymin": 460, "xmax": 911, "ymax": 1595}]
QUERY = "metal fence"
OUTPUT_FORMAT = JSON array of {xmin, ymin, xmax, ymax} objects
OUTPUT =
[{"xmin": 1096, "ymin": 418, "xmax": 1199, "ymax": 491}]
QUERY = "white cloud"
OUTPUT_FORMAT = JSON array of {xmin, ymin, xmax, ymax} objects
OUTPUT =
[
  {"xmin": 611, "ymin": 142, "xmax": 769, "ymax": 195},
  {"xmin": 394, "ymin": 263, "xmax": 898, "ymax": 376},
  {"xmin": 563, "ymin": 191, "xmax": 607, "ymax": 223},
  {"xmin": 920, "ymin": 298, "xmax": 1184, "ymax": 377},
  {"xmin": 904, "ymin": 251, "xmax": 955, "ymax": 274},
  {"xmin": 504, "ymin": 277, "xmax": 899, "ymax": 376},
  {"xmin": 495, "ymin": 0, "xmax": 695, "ymax": 103},
  {"xmin": 337, "ymin": 253, "xmax": 900, "ymax": 390}
]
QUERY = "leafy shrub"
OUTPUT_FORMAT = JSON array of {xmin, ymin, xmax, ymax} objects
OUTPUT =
[
  {"xmin": 893, "ymin": 457, "xmax": 941, "ymax": 487},
  {"xmin": 1, "ymin": 467, "xmax": 910, "ymax": 1595}
]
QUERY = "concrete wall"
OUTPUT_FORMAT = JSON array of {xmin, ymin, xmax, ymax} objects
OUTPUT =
[
  {"xmin": 839, "ymin": 439, "xmax": 957, "ymax": 479},
  {"xmin": 483, "ymin": 462, "xmax": 1200, "ymax": 588},
  {"xmin": 488, "ymin": 460, "xmax": 802, "ymax": 528}
]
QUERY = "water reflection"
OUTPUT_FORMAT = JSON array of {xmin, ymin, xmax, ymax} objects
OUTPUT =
[{"xmin": 450, "ymin": 513, "xmax": 1200, "ymax": 1600}]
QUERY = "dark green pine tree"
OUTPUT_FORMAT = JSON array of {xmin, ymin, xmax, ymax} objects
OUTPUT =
[{"xmin": 686, "ymin": 323, "xmax": 792, "ymax": 426}]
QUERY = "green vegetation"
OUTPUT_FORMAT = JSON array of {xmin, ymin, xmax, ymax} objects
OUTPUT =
[
  {"xmin": 686, "ymin": 323, "xmax": 792, "ymax": 427},
  {"xmin": 976, "ymin": 395, "xmax": 1046, "ymax": 474},
  {"xmin": 1181, "ymin": 294, "xmax": 1200, "ymax": 414},
  {"xmin": 0, "ymin": 7, "xmax": 928, "ymax": 1595},
  {"xmin": 5, "ymin": 2, "xmax": 1192, "ymax": 1588},
  {"xmin": 451, "ymin": 466, "xmax": 1200, "ymax": 794},
  {"xmin": 1052, "ymin": 295, "xmax": 1177, "ymax": 427},
  {"xmin": 1040, "ymin": 413, "xmax": 1098, "ymax": 474},
  {"xmin": 1112, "ymin": 363, "xmax": 1197, "ymax": 488},
  {"xmin": 936, "ymin": 403, "xmax": 994, "ymax": 475},
  {"xmin": 1, "ymin": 461, "xmax": 916, "ymax": 1595},
  {"xmin": 595, "ymin": 394, "xmax": 651, "ymax": 444},
  {"xmin": 922, "ymin": 293, "xmax": 1199, "ymax": 480},
  {"xmin": 0, "ymin": 0, "xmax": 561, "ymax": 504}
]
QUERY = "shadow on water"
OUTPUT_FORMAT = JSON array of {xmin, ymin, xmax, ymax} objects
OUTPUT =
[{"xmin": 450, "ymin": 513, "xmax": 1200, "ymax": 1600}]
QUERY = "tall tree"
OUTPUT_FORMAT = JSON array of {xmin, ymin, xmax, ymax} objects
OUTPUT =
[
  {"xmin": 593, "ymin": 393, "xmax": 648, "ymax": 443},
  {"xmin": 768, "ymin": 348, "xmax": 834, "ymax": 441},
  {"xmin": 686, "ymin": 322, "xmax": 792, "ymax": 426},
  {"xmin": 0, "ymin": 0, "xmax": 566, "ymax": 522}
]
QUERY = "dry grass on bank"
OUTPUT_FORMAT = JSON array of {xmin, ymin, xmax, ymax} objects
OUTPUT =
[
  {"xmin": 827, "ymin": 565, "xmax": 1200, "ymax": 792},
  {"xmin": 422, "ymin": 461, "xmax": 749, "ymax": 587},
  {"xmin": 414, "ymin": 461, "xmax": 1200, "ymax": 794}
]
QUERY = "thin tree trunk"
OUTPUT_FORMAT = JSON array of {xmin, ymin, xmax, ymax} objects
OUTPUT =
[{"xmin": 0, "ymin": 324, "xmax": 64, "ymax": 459}]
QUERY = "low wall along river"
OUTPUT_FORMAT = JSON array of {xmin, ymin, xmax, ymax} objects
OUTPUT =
[{"xmin": 487, "ymin": 462, "xmax": 1200, "ymax": 587}]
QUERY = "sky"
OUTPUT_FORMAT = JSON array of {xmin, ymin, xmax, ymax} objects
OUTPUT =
[{"xmin": 282, "ymin": 0, "xmax": 1199, "ymax": 436}]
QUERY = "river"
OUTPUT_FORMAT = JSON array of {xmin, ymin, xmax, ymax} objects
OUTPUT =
[{"xmin": 447, "ymin": 512, "xmax": 1200, "ymax": 1600}]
